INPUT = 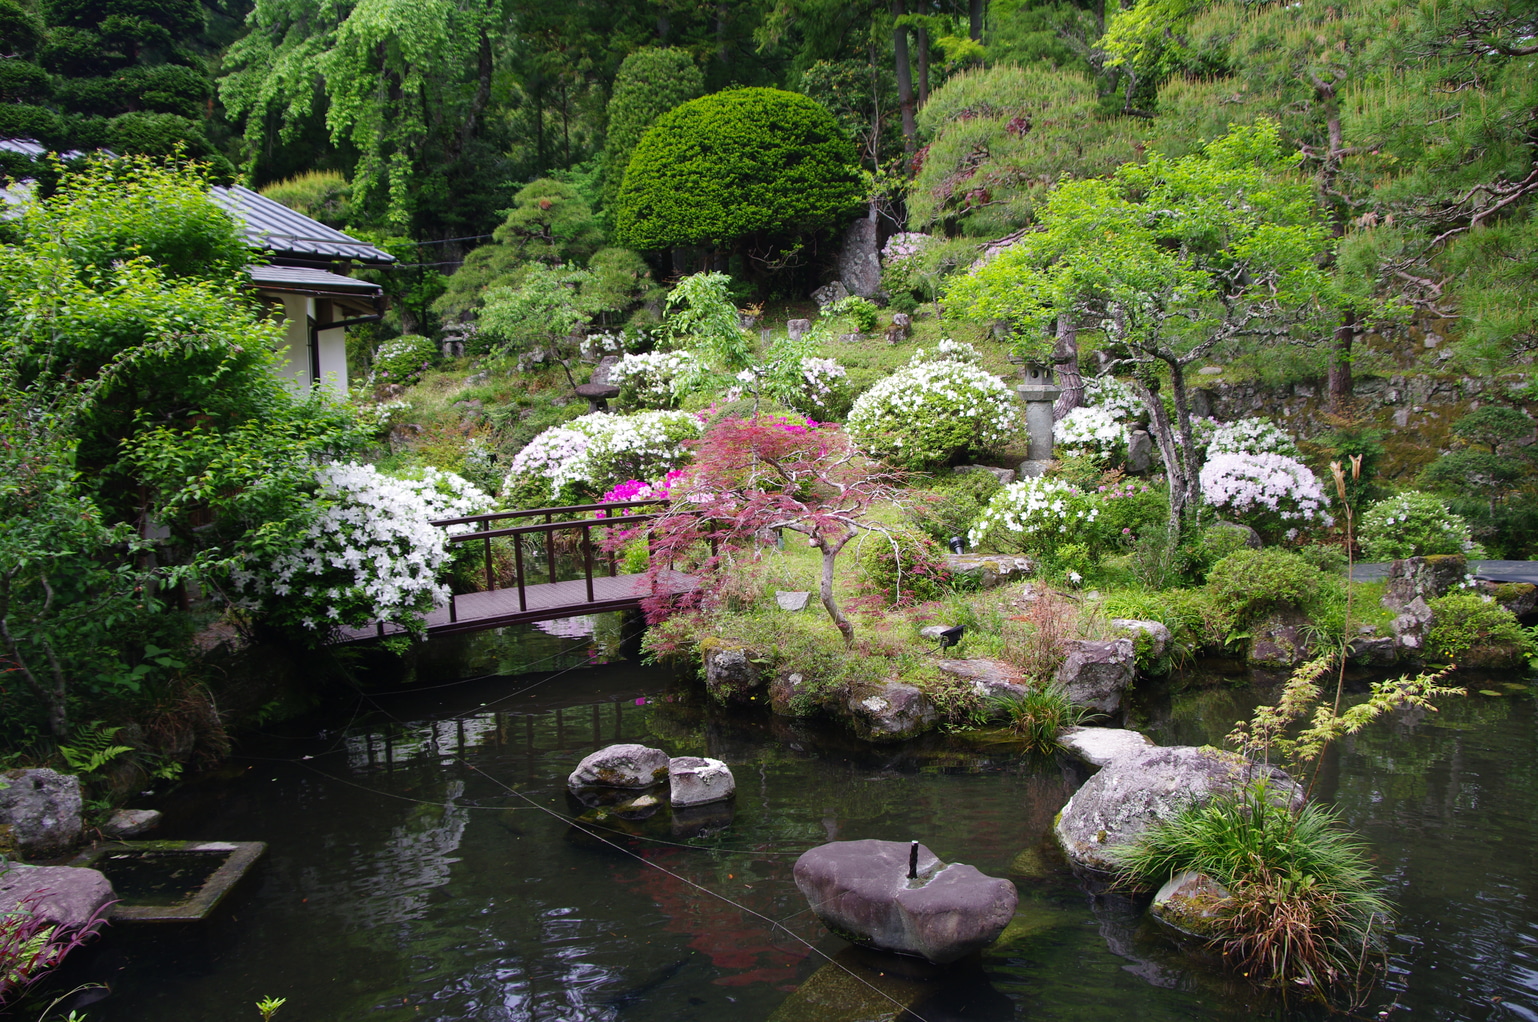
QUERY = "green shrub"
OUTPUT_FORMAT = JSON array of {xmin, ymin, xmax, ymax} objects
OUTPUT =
[
  {"xmin": 601, "ymin": 47, "xmax": 704, "ymax": 213},
  {"xmin": 1206, "ymin": 548, "xmax": 1326, "ymax": 623},
  {"xmin": 1094, "ymin": 480, "xmax": 1169, "ymax": 543},
  {"xmin": 372, "ymin": 334, "xmax": 437, "ymax": 387},
  {"xmin": 1113, "ymin": 781, "xmax": 1389, "ymax": 991},
  {"xmin": 614, "ymin": 87, "xmax": 864, "ymax": 251},
  {"xmin": 1099, "ymin": 587, "xmax": 1228, "ymax": 652},
  {"xmin": 856, "ymin": 528, "xmax": 955, "ymax": 606},
  {"xmin": 825, "ymin": 295, "xmax": 879, "ymax": 333},
  {"xmin": 907, "ymin": 470, "xmax": 1003, "ymax": 544},
  {"xmin": 1424, "ymin": 592, "xmax": 1536, "ymax": 667},
  {"xmin": 1359, "ymin": 491, "xmax": 1473, "ymax": 560},
  {"xmin": 1189, "ymin": 522, "xmax": 1253, "ymax": 578}
]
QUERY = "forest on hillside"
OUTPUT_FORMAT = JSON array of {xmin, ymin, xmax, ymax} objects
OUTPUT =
[{"xmin": 0, "ymin": 0, "xmax": 1530, "ymax": 379}]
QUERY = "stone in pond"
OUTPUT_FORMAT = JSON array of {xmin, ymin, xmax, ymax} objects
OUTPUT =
[
  {"xmin": 1149, "ymin": 870, "xmax": 1232, "ymax": 940},
  {"xmin": 1058, "ymin": 727, "xmax": 1156, "ymax": 770},
  {"xmin": 103, "ymin": 808, "xmax": 161, "ymax": 838},
  {"xmin": 0, "ymin": 768, "xmax": 83, "ymax": 858},
  {"xmin": 1054, "ymin": 638, "xmax": 1135, "ymax": 714},
  {"xmin": 0, "ymin": 864, "xmax": 113, "ymax": 933},
  {"xmin": 794, "ymin": 839, "xmax": 1017, "ymax": 964},
  {"xmin": 1054, "ymin": 745, "xmax": 1300, "ymax": 876},
  {"xmin": 844, "ymin": 680, "xmax": 937, "ymax": 742},
  {"xmin": 668, "ymin": 756, "xmax": 735, "ymax": 807},
  {"xmin": 567, "ymin": 744, "xmax": 670, "ymax": 791}
]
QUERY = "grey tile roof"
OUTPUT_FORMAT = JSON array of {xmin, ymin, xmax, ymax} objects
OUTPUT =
[
  {"xmin": 247, "ymin": 264, "xmax": 383, "ymax": 295},
  {"xmin": 209, "ymin": 185, "xmax": 395, "ymax": 265}
]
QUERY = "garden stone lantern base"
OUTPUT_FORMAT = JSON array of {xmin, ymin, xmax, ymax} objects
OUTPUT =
[{"xmin": 1016, "ymin": 362, "xmax": 1061, "ymax": 478}]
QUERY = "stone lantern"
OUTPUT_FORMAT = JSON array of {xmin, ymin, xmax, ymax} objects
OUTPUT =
[{"xmin": 1016, "ymin": 361, "xmax": 1061, "ymax": 478}]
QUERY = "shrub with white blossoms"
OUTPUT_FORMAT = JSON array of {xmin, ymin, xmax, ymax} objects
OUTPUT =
[
  {"xmin": 502, "ymin": 410, "xmax": 703, "ymax": 504},
  {"xmin": 392, "ymin": 466, "xmax": 497, "ymax": 532},
  {"xmin": 1082, "ymin": 376, "xmax": 1144, "ymax": 423},
  {"xmin": 968, "ymin": 477, "xmax": 1101, "ymax": 554},
  {"xmin": 371, "ymin": 334, "xmax": 437, "ymax": 386},
  {"xmin": 1199, "ymin": 452, "xmax": 1332, "ymax": 540},
  {"xmin": 231, "ymin": 463, "xmax": 493, "ymax": 636},
  {"xmin": 909, "ymin": 338, "xmax": 983, "ymax": 365},
  {"xmin": 1359, "ymin": 491, "xmax": 1474, "ymax": 560},
  {"xmin": 1056, "ymin": 405, "xmax": 1128, "ymax": 463},
  {"xmin": 1205, "ymin": 417, "xmax": 1300, "ymax": 458},
  {"xmin": 882, "ymin": 232, "xmax": 934, "ymax": 265},
  {"xmin": 608, "ymin": 350, "xmax": 709, "ymax": 408},
  {"xmin": 846, "ymin": 358, "xmax": 1017, "ymax": 468}
]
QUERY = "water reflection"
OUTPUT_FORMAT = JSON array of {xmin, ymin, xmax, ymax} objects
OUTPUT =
[{"xmin": 69, "ymin": 660, "xmax": 1538, "ymax": 1022}]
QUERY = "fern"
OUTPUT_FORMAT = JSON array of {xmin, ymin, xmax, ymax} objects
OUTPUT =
[{"xmin": 56, "ymin": 723, "xmax": 133, "ymax": 776}]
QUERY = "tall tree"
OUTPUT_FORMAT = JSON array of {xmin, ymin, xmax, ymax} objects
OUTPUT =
[{"xmin": 601, "ymin": 47, "xmax": 703, "ymax": 215}]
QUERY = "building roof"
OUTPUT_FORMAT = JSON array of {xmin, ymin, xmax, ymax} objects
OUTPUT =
[
  {"xmin": 247, "ymin": 264, "xmax": 383, "ymax": 294},
  {"xmin": 208, "ymin": 185, "xmax": 395, "ymax": 266}
]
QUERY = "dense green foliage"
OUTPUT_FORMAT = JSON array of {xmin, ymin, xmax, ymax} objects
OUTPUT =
[
  {"xmin": 613, "ymin": 88, "xmax": 864, "ymax": 255},
  {"xmin": 601, "ymin": 47, "xmax": 704, "ymax": 215}
]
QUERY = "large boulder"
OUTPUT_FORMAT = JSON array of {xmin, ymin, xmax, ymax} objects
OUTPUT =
[
  {"xmin": 702, "ymin": 642, "xmax": 762, "ymax": 705},
  {"xmin": 1054, "ymin": 745, "xmax": 1300, "ymax": 875},
  {"xmin": 567, "ymin": 744, "xmax": 670, "ymax": 791},
  {"xmin": 1109, "ymin": 619, "xmax": 1171, "ymax": 663},
  {"xmin": 845, "ymin": 681, "xmax": 937, "ymax": 742},
  {"xmin": 1384, "ymin": 555, "xmax": 1467, "ymax": 611},
  {"xmin": 837, "ymin": 218, "xmax": 881, "ymax": 298},
  {"xmin": 1246, "ymin": 607, "xmax": 1313, "ymax": 668},
  {"xmin": 793, "ymin": 839, "xmax": 1018, "ymax": 964},
  {"xmin": 0, "ymin": 768, "xmax": 83, "ymax": 858},
  {"xmin": 943, "ymin": 554, "xmax": 1034, "ymax": 590},
  {"xmin": 934, "ymin": 659, "xmax": 1030, "ymax": 713},
  {"xmin": 668, "ymin": 756, "xmax": 735, "ymax": 807},
  {"xmin": 1054, "ymin": 638, "xmax": 1135, "ymax": 715},
  {"xmin": 0, "ymin": 864, "xmax": 113, "ymax": 932},
  {"xmin": 1391, "ymin": 595, "xmax": 1435, "ymax": 654}
]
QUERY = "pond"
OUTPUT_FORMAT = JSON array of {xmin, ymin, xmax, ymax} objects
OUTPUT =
[{"xmin": 63, "ymin": 625, "xmax": 1538, "ymax": 1022}]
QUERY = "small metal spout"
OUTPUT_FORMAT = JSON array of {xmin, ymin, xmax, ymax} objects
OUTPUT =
[{"xmin": 908, "ymin": 840, "xmax": 919, "ymax": 880}]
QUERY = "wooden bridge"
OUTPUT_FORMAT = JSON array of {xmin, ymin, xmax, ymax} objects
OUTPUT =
[{"xmin": 337, "ymin": 499, "xmax": 698, "ymax": 642}]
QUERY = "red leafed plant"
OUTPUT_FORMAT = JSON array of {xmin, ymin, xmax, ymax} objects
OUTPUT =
[
  {"xmin": 633, "ymin": 415, "xmax": 906, "ymax": 648},
  {"xmin": 0, "ymin": 889, "xmax": 110, "ymax": 1007}
]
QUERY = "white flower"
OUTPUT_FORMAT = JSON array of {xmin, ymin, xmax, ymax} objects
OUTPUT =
[{"xmin": 1198, "ymin": 452, "xmax": 1330, "ymax": 533}]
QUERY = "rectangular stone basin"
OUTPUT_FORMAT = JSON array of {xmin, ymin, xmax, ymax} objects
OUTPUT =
[{"xmin": 70, "ymin": 840, "xmax": 266, "ymax": 922}]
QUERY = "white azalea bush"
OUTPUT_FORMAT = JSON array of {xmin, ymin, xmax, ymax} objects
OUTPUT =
[
  {"xmin": 968, "ymin": 477, "xmax": 1101, "ymax": 555},
  {"xmin": 608, "ymin": 350, "xmax": 709, "ymax": 408},
  {"xmin": 846, "ymin": 354, "xmax": 1016, "ymax": 468},
  {"xmin": 501, "ymin": 410, "xmax": 703, "ymax": 506},
  {"xmin": 1083, "ymin": 376, "xmax": 1144, "ymax": 423},
  {"xmin": 1359, "ymin": 491, "xmax": 1475, "ymax": 560},
  {"xmin": 1206, "ymin": 417, "xmax": 1300, "ymax": 458},
  {"xmin": 371, "ymin": 334, "xmax": 437, "ymax": 386},
  {"xmin": 1199, "ymin": 452, "xmax": 1332, "ymax": 540},
  {"xmin": 1056, "ymin": 406, "xmax": 1128, "ymax": 463},
  {"xmin": 230, "ymin": 463, "xmax": 494, "ymax": 636}
]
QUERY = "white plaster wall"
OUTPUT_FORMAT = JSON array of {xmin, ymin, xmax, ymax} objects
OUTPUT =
[
  {"xmin": 277, "ymin": 293, "xmax": 314, "ymax": 388},
  {"xmin": 316, "ymin": 326, "xmax": 348, "ymax": 395}
]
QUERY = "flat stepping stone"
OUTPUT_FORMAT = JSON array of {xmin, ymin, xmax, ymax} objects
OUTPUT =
[{"xmin": 1058, "ymin": 727, "xmax": 1156, "ymax": 769}]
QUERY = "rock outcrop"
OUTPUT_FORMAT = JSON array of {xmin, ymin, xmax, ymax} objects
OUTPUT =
[
  {"xmin": 845, "ymin": 681, "xmax": 938, "ymax": 742},
  {"xmin": 1054, "ymin": 746, "xmax": 1300, "ymax": 875},
  {"xmin": 702, "ymin": 642, "xmax": 762, "ymax": 705},
  {"xmin": 793, "ymin": 839, "xmax": 1018, "ymax": 964},
  {"xmin": 1058, "ymin": 727, "xmax": 1156, "ymax": 770}
]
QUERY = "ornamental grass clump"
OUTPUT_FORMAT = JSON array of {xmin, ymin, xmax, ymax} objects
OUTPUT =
[
  {"xmin": 503, "ymin": 409, "xmax": 703, "ymax": 505},
  {"xmin": 1358, "ymin": 491, "xmax": 1474, "ymax": 560},
  {"xmin": 1199, "ymin": 452, "xmax": 1331, "ymax": 541},
  {"xmin": 845, "ymin": 350, "xmax": 1016, "ymax": 468},
  {"xmin": 996, "ymin": 684, "xmax": 1084, "ymax": 752}
]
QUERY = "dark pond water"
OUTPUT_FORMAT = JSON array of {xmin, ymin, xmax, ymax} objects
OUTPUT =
[{"xmin": 60, "ymin": 624, "xmax": 1538, "ymax": 1022}]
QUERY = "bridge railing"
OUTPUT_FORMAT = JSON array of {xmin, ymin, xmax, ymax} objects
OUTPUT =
[{"xmin": 428, "ymin": 499, "xmax": 672, "ymax": 622}]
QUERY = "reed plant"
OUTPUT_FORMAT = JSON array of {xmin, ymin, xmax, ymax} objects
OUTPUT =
[{"xmin": 996, "ymin": 684, "xmax": 1088, "ymax": 752}]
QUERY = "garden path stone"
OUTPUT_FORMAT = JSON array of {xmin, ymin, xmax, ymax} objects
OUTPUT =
[
  {"xmin": 0, "ymin": 864, "xmax": 113, "ymax": 932},
  {"xmin": 1058, "ymin": 727, "xmax": 1156, "ymax": 770},
  {"xmin": 1054, "ymin": 638, "xmax": 1135, "ymax": 714},
  {"xmin": 0, "ymin": 768, "xmax": 82, "ymax": 858},
  {"xmin": 1054, "ymin": 745, "xmax": 1301, "ymax": 875},
  {"xmin": 775, "ymin": 590, "xmax": 811, "ymax": 612},
  {"xmin": 668, "ymin": 756, "xmax": 735, "ymax": 807},
  {"xmin": 793, "ymin": 839, "xmax": 1018, "ymax": 964},
  {"xmin": 567, "ymin": 744, "xmax": 670, "ymax": 791}
]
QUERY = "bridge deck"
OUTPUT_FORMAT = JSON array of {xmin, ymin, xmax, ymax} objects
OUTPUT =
[{"xmin": 336, "ymin": 570, "xmax": 697, "ymax": 643}]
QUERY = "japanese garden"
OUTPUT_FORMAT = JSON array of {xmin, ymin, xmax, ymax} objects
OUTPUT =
[{"xmin": 0, "ymin": 0, "xmax": 1535, "ymax": 1018}]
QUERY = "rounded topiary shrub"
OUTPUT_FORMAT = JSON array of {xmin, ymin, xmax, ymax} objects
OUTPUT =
[
  {"xmin": 613, "ymin": 87, "xmax": 864, "ymax": 250},
  {"xmin": 1205, "ymin": 547, "xmax": 1325, "ymax": 624},
  {"xmin": 967, "ymin": 477, "xmax": 1100, "ymax": 555},
  {"xmin": 373, "ymin": 334, "xmax": 437, "ymax": 386},
  {"xmin": 846, "ymin": 358, "xmax": 1017, "ymax": 468},
  {"xmin": 1359, "ymin": 491, "xmax": 1473, "ymax": 561}
]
